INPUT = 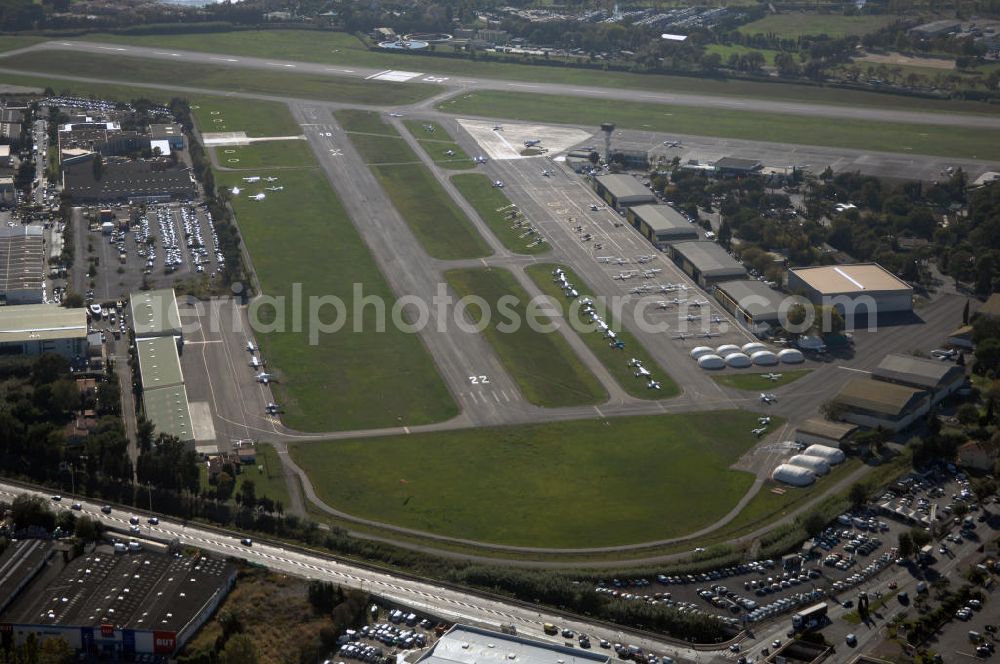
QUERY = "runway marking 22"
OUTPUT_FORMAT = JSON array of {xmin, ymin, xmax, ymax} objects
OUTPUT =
[{"xmin": 468, "ymin": 375, "xmax": 490, "ymax": 385}]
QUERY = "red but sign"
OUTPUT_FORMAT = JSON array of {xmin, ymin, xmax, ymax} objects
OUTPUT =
[{"xmin": 153, "ymin": 631, "xmax": 176, "ymax": 654}]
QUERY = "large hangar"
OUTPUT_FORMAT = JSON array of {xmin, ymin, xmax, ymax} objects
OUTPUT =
[
  {"xmin": 626, "ymin": 204, "xmax": 699, "ymax": 249},
  {"xmin": 669, "ymin": 241, "xmax": 747, "ymax": 288},
  {"xmin": 714, "ymin": 279, "xmax": 784, "ymax": 336},
  {"xmin": 592, "ymin": 174, "xmax": 656, "ymax": 209},
  {"xmin": 786, "ymin": 263, "xmax": 912, "ymax": 320}
]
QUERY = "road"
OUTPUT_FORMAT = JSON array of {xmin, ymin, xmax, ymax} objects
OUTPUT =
[
  {"xmin": 10, "ymin": 39, "xmax": 1000, "ymax": 131},
  {"xmin": 0, "ymin": 480, "xmax": 724, "ymax": 664}
]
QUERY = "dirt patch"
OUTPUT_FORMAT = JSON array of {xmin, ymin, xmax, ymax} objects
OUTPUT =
[{"xmin": 857, "ymin": 51, "xmax": 955, "ymax": 70}]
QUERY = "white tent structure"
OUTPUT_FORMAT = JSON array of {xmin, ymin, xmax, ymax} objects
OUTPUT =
[
  {"xmin": 690, "ymin": 346, "xmax": 715, "ymax": 359},
  {"xmin": 697, "ymin": 354, "xmax": 726, "ymax": 369},
  {"xmin": 716, "ymin": 344, "xmax": 741, "ymax": 357},
  {"xmin": 772, "ymin": 464, "xmax": 816, "ymax": 486},
  {"xmin": 725, "ymin": 353, "xmax": 752, "ymax": 368},
  {"xmin": 778, "ymin": 348, "xmax": 805, "ymax": 364},
  {"xmin": 788, "ymin": 454, "xmax": 831, "ymax": 476},
  {"xmin": 742, "ymin": 342, "xmax": 768, "ymax": 355},
  {"xmin": 804, "ymin": 444, "xmax": 845, "ymax": 465},
  {"xmin": 751, "ymin": 350, "xmax": 779, "ymax": 366}
]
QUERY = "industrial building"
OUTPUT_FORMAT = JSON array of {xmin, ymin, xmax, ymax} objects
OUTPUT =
[
  {"xmin": 626, "ymin": 204, "xmax": 699, "ymax": 249},
  {"xmin": 417, "ymin": 625, "xmax": 610, "ymax": 664},
  {"xmin": 832, "ymin": 377, "xmax": 930, "ymax": 432},
  {"xmin": 0, "ymin": 304, "xmax": 88, "ymax": 360},
  {"xmin": 669, "ymin": 241, "xmax": 747, "ymax": 288},
  {"xmin": 794, "ymin": 418, "xmax": 857, "ymax": 448},
  {"xmin": 148, "ymin": 123, "xmax": 184, "ymax": 151},
  {"xmin": 130, "ymin": 289, "xmax": 183, "ymax": 344},
  {"xmin": 787, "ymin": 263, "xmax": 912, "ymax": 321},
  {"xmin": 714, "ymin": 157, "xmax": 762, "ymax": 178},
  {"xmin": 63, "ymin": 157, "xmax": 196, "ymax": 204},
  {"xmin": 0, "ymin": 540, "xmax": 235, "ymax": 659},
  {"xmin": 136, "ymin": 335, "xmax": 193, "ymax": 447},
  {"xmin": 872, "ymin": 353, "xmax": 966, "ymax": 405},
  {"xmin": 592, "ymin": 174, "xmax": 656, "ymax": 209},
  {"xmin": 0, "ymin": 225, "xmax": 46, "ymax": 305},
  {"xmin": 713, "ymin": 279, "xmax": 783, "ymax": 335}
]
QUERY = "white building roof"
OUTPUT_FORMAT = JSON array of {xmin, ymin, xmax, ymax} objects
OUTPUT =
[
  {"xmin": 0, "ymin": 304, "xmax": 88, "ymax": 343},
  {"xmin": 418, "ymin": 626, "xmax": 610, "ymax": 664}
]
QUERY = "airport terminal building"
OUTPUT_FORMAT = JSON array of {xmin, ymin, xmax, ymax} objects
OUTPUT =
[
  {"xmin": 787, "ymin": 264, "xmax": 913, "ymax": 320},
  {"xmin": 626, "ymin": 204, "xmax": 699, "ymax": 250}
]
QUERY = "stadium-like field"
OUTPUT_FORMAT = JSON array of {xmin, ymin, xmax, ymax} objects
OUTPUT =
[
  {"xmin": 289, "ymin": 410, "xmax": 769, "ymax": 547},
  {"xmin": 445, "ymin": 267, "xmax": 606, "ymax": 407}
]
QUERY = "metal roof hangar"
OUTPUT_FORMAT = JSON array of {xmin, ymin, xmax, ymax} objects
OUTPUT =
[
  {"xmin": 592, "ymin": 174, "xmax": 656, "ymax": 209},
  {"xmin": 0, "ymin": 225, "xmax": 46, "ymax": 305},
  {"xmin": 713, "ymin": 279, "xmax": 784, "ymax": 336},
  {"xmin": 832, "ymin": 376, "xmax": 930, "ymax": 432},
  {"xmin": 626, "ymin": 204, "xmax": 699, "ymax": 249},
  {"xmin": 872, "ymin": 353, "xmax": 966, "ymax": 405},
  {"xmin": 669, "ymin": 241, "xmax": 747, "ymax": 288},
  {"xmin": 787, "ymin": 264, "xmax": 913, "ymax": 320},
  {"xmin": 0, "ymin": 304, "xmax": 89, "ymax": 360}
]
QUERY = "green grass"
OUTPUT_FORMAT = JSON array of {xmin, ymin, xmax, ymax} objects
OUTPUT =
[
  {"xmin": 289, "ymin": 410, "xmax": 763, "ymax": 547},
  {"xmin": 0, "ymin": 73, "xmax": 178, "ymax": 103},
  {"xmin": 69, "ymin": 29, "xmax": 996, "ymax": 114},
  {"xmin": 210, "ymin": 140, "xmax": 315, "ymax": 170},
  {"xmin": 336, "ymin": 109, "xmax": 399, "ymax": 136},
  {"xmin": 336, "ymin": 110, "xmax": 490, "ymax": 259},
  {"xmin": 402, "ymin": 120, "xmax": 473, "ymax": 170},
  {"xmin": 437, "ymin": 90, "xmax": 1000, "ymax": 161},
  {"xmin": 216, "ymin": 166, "xmax": 456, "ymax": 431},
  {"xmin": 705, "ymin": 44, "xmax": 781, "ymax": 67},
  {"xmin": 450, "ymin": 173, "xmax": 549, "ymax": 255},
  {"xmin": 0, "ymin": 50, "xmax": 437, "ymax": 106},
  {"xmin": 712, "ymin": 369, "xmax": 811, "ymax": 390},
  {"xmin": 444, "ymin": 267, "xmax": 606, "ymax": 408},
  {"xmin": 738, "ymin": 14, "xmax": 899, "ymax": 38},
  {"xmin": 0, "ymin": 36, "xmax": 44, "ymax": 54},
  {"xmin": 525, "ymin": 263, "xmax": 679, "ymax": 399}
]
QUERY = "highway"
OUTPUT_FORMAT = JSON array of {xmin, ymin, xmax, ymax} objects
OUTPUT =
[
  {"xmin": 8, "ymin": 39, "xmax": 1000, "ymax": 131},
  {"xmin": 0, "ymin": 480, "xmax": 722, "ymax": 664}
]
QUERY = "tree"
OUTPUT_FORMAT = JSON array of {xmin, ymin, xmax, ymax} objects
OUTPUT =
[
  {"xmin": 216, "ymin": 472, "xmax": 235, "ymax": 501},
  {"xmin": 801, "ymin": 512, "xmax": 826, "ymax": 537},
  {"xmin": 218, "ymin": 634, "xmax": 258, "ymax": 664},
  {"xmin": 897, "ymin": 531, "xmax": 914, "ymax": 558},
  {"xmin": 910, "ymin": 527, "xmax": 932, "ymax": 547},
  {"xmin": 956, "ymin": 403, "xmax": 980, "ymax": 425},
  {"xmin": 717, "ymin": 218, "xmax": 732, "ymax": 249},
  {"xmin": 237, "ymin": 479, "xmax": 256, "ymax": 510},
  {"xmin": 975, "ymin": 338, "xmax": 1000, "ymax": 375},
  {"xmin": 39, "ymin": 636, "xmax": 73, "ymax": 664},
  {"xmin": 849, "ymin": 483, "xmax": 867, "ymax": 509},
  {"xmin": 74, "ymin": 516, "xmax": 99, "ymax": 541},
  {"xmin": 11, "ymin": 494, "xmax": 56, "ymax": 531}
]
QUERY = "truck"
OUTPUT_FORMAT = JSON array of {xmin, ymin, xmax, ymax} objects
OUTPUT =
[
  {"xmin": 918, "ymin": 544, "xmax": 935, "ymax": 565},
  {"xmin": 791, "ymin": 602, "xmax": 828, "ymax": 630}
]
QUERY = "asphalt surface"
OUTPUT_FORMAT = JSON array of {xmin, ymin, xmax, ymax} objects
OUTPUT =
[{"xmin": 11, "ymin": 39, "xmax": 1000, "ymax": 131}]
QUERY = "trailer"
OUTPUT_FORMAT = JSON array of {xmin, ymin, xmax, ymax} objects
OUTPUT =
[{"xmin": 792, "ymin": 602, "xmax": 828, "ymax": 630}]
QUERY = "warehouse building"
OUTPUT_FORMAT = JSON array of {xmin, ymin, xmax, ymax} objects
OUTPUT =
[
  {"xmin": 669, "ymin": 241, "xmax": 747, "ymax": 288},
  {"xmin": 714, "ymin": 157, "xmax": 762, "ymax": 178},
  {"xmin": 418, "ymin": 625, "xmax": 610, "ymax": 664},
  {"xmin": 592, "ymin": 174, "xmax": 656, "ymax": 209},
  {"xmin": 872, "ymin": 353, "xmax": 965, "ymax": 405},
  {"xmin": 0, "ymin": 225, "xmax": 46, "ymax": 305},
  {"xmin": 627, "ymin": 204, "xmax": 699, "ymax": 249},
  {"xmin": 794, "ymin": 418, "xmax": 858, "ymax": 448},
  {"xmin": 149, "ymin": 123, "xmax": 185, "ymax": 151},
  {"xmin": 786, "ymin": 263, "xmax": 912, "ymax": 322},
  {"xmin": 0, "ymin": 543, "xmax": 235, "ymax": 658},
  {"xmin": 832, "ymin": 377, "xmax": 930, "ymax": 432},
  {"xmin": 136, "ymin": 335, "xmax": 193, "ymax": 447},
  {"xmin": 713, "ymin": 279, "xmax": 784, "ymax": 336},
  {"xmin": 0, "ymin": 304, "xmax": 88, "ymax": 360},
  {"xmin": 130, "ymin": 288, "xmax": 183, "ymax": 345},
  {"xmin": 63, "ymin": 157, "xmax": 196, "ymax": 204}
]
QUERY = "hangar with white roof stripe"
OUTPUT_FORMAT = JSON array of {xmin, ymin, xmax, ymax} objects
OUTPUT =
[{"xmin": 786, "ymin": 263, "xmax": 913, "ymax": 316}]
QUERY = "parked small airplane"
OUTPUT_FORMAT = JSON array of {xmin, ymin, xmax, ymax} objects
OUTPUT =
[
  {"xmin": 648, "ymin": 380, "xmax": 661, "ymax": 390},
  {"xmin": 760, "ymin": 392, "xmax": 777, "ymax": 404},
  {"xmin": 613, "ymin": 272, "xmax": 635, "ymax": 280},
  {"xmin": 246, "ymin": 341, "xmax": 256, "ymax": 352},
  {"xmin": 635, "ymin": 366, "xmax": 651, "ymax": 378},
  {"xmin": 636, "ymin": 255, "xmax": 655, "ymax": 264},
  {"xmin": 265, "ymin": 402, "xmax": 280, "ymax": 414},
  {"xmin": 493, "ymin": 180, "xmax": 504, "ymax": 188},
  {"xmin": 751, "ymin": 426, "xmax": 768, "ymax": 437},
  {"xmin": 263, "ymin": 176, "xmax": 278, "ymax": 182},
  {"xmin": 629, "ymin": 285, "xmax": 654, "ymax": 294},
  {"xmin": 256, "ymin": 372, "xmax": 274, "ymax": 384},
  {"xmin": 680, "ymin": 313, "xmax": 702, "ymax": 322},
  {"xmin": 763, "ymin": 372, "xmax": 784, "ymax": 381},
  {"xmin": 250, "ymin": 356, "xmax": 260, "ymax": 369},
  {"xmin": 265, "ymin": 186, "xmax": 283, "ymax": 192},
  {"xmin": 541, "ymin": 169, "xmax": 552, "ymax": 177},
  {"xmin": 474, "ymin": 155, "xmax": 488, "ymax": 164},
  {"xmin": 230, "ymin": 186, "xmax": 241, "ymax": 195},
  {"xmin": 524, "ymin": 139, "xmax": 541, "ymax": 147},
  {"xmin": 249, "ymin": 193, "xmax": 266, "ymax": 201},
  {"xmin": 758, "ymin": 416, "xmax": 772, "ymax": 425},
  {"xmin": 628, "ymin": 358, "xmax": 643, "ymax": 367},
  {"xmin": 590, "ymin": 204, "xmax": 601, "ymax": 211},
  {"xmin": 388, "ymin": 112, "xmax": 403, "ymax": 117},
  {"xmin": 663, "ymin": 140, "xmax": 682, "ymax": 148},
  {"xmin": 610, "ymin": 339, "xmax": 625, "ymax": 349},
  {"xmin": 700, "ymin": 331, "xmax": 721, "ymax": 339},
  {"xmin": 673, "ymin": 332, "xmax": 691, "ymax": 340},
  {"xmin": 641, "ymin": 268, "xmax": 662, "ymax": 278},
  {"xmin": 242, "ymin": 176, "xmax": 261, "ymax": 183},
  {"xmin": 444, "ymin": 149, "xmax": 455, "ymax": 157},
  {"xmin": 930, "ymin": 348, "xmax": 957, "ymax": 359},
  {"xmin": 689, "ymin": 298, "xmax": 708, "ymax": 307}
]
